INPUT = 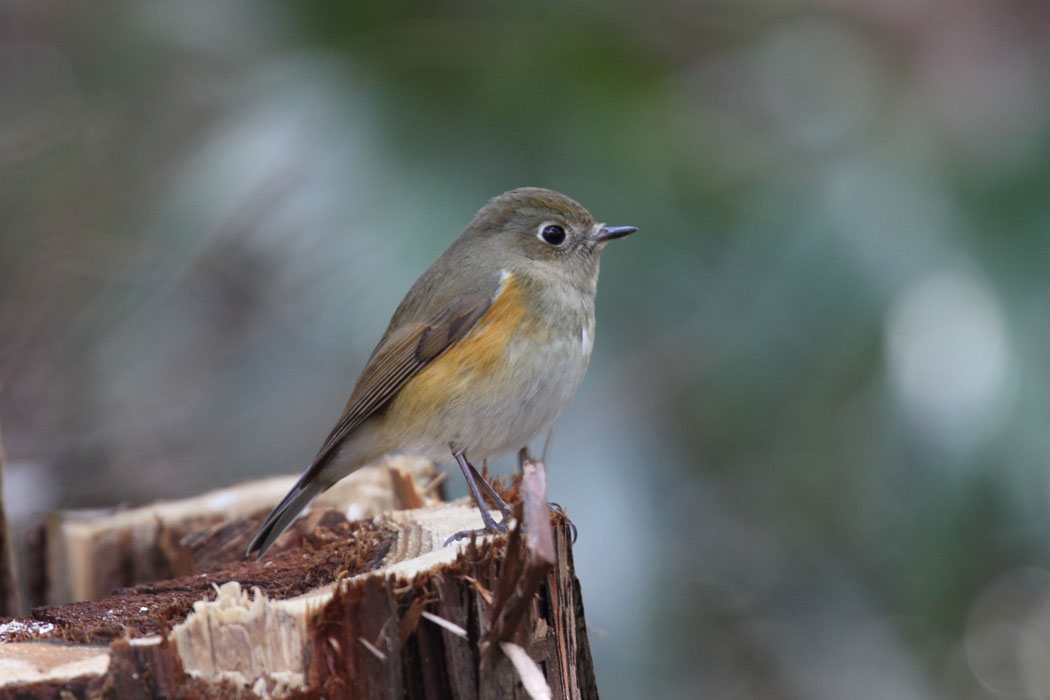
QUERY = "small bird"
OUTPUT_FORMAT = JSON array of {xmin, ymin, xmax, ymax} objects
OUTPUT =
[{"xmin": 246, "ymin": 187, "xmax": 636, "ymax": 557}]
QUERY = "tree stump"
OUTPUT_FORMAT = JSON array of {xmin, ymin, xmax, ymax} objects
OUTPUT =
[{"xmin": 0, "ymin": 456, "xmax": 598, "ymax": 699}]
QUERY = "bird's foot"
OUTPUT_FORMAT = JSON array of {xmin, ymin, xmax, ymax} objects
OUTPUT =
[
  {"xmin": 443, "ymin": 510, "xmax": 511, "ymax": 545},
  {"xmin": 547, "ymin": 502, "xmax": 578, "ymax": 544}
]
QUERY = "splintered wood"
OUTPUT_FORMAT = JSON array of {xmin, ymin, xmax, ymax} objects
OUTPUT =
[
  {"xmin": 172, "ymin": 581, "xmax": 310, "ymax": 688},
  {"xmin": 0, "ymin": 457, "xmax": 598, "ymax": 699}
]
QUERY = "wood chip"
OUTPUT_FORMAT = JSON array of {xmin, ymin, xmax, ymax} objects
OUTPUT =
[
  {"xmin": 500, "ymin": 642, "xmax": 552, "ymax": 700},
  {"xmin": 421, "ymin": 611, "xmax": 467, "ymax": 639},
  {"xmin": 358, "ymin": 636, "xmax": 388, "ymax": 662}
]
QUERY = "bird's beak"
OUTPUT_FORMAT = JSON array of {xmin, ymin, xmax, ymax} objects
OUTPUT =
[{"xmin": 593, "ymin": 225, "xmax": 638, "ymax": 242}]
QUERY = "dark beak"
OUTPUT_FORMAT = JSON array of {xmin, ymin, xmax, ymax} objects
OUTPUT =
[{"xmin": 594, "ymin": 225, "xmax": 638, "ymax": 242}]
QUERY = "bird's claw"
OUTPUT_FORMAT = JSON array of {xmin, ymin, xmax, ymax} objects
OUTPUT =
[
  {"xmin": 443, "ymin": 517, "xmax": 509, "ymax": 546},
  {"xmin": 547, "ymin": 502, "xmax": 578, "ymax": 544}
]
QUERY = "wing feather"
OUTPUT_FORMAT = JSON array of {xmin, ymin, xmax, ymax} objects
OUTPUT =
[
  {"xmin": 247, "ymin": 271, "xmax": 505, "ymax": 557},
  {"xmin": 308, "ymin": 291, "xmax": 495, "ymax": 470}
]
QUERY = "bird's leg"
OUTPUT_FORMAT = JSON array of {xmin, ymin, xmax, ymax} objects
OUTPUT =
[
  {"xmin": 465, "ymin": 459, "xmax": 513, "ymax": 525},
  {"xmin": 477, "ymin": 456, "xmax": 512, "ymax": 519},
  {"xmin": 517, "ymin": 427, "xmax": 554, "ymax": 468},
  {"xmin": 445, "ymin": 444, "xmax": 511, "ymax": 544}
]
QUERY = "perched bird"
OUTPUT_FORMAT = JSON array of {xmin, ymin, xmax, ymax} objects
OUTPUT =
[{"xmin": 246, "ymin": 187, "xmax": 636, "ymax": 557}]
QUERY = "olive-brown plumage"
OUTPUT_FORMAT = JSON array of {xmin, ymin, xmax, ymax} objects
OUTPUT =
[{"xmin": 246, "ymin": 187, "xmax": 636, "ymax": 557}]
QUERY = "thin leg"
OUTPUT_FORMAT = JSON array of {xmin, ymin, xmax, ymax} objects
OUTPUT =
[
  {"xmin": 466, "ymin": 460, "xmax": 512, "ymax": 523},
  {"xmin": 445, "ymin": 445, "xmax": 510, "ymax": 544}
]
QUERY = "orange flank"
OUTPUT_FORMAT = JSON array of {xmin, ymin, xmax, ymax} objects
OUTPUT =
[{"xmin": 391, "ymin": 273, "xmax": 539, "ymax": 414}]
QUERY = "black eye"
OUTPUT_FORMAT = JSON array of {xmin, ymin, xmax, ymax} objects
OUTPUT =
[{"xmin": 540, "ymin": 224, "xmax": 566, "ymax": 246}]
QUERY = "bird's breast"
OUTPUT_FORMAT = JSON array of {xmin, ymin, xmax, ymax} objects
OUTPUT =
[{"xmin": 383, "ymin": 271, "xmax": 595, "ymax": 458}]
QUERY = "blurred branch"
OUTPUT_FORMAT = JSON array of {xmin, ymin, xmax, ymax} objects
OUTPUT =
[{"xmin": 0, "ymin": 423, "xmax": 22, "ymax": 616}]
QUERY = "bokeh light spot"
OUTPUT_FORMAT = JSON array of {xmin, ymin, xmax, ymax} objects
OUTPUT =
[{"xmin": 885, "ymin": 269, "xmax": 1012, "ymax": 455}]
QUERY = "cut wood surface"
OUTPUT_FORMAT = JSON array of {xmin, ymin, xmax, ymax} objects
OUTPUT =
[
  {"xmin": 0, "ymin": 456, "xmax": 598, "ymax": 699},
  {"xmin": 36, "ymin": 455, "xmax": 442, "ymax": 607}
]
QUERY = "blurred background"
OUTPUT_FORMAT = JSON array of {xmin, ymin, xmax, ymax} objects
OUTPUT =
[{"xmin": 2, "ymin": 0, "xmax": 1050, "ymax": 697}]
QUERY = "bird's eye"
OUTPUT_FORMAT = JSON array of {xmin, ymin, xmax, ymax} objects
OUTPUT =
[{"xmin": 539, "ymin": 224, "xmax": 566, "ymax": 246}]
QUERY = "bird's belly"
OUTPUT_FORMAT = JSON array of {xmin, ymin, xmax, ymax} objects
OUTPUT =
[{"xmin": 384, "ymin": 319, "xmax": 593, "ymax": 461}]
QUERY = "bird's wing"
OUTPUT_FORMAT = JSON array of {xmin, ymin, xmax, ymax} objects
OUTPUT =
[
  {"xmin": 246, "ymin": 273, "xmax": 503, "ymax": 558},
  {"xmin": 309, "ymin": 282, "xmax": 498, "ymax": 470}
]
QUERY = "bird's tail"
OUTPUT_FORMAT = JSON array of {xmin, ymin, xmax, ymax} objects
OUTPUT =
[{"xmin": 245, "ymin": 474, "xmax": 327, "ymax": 558}]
